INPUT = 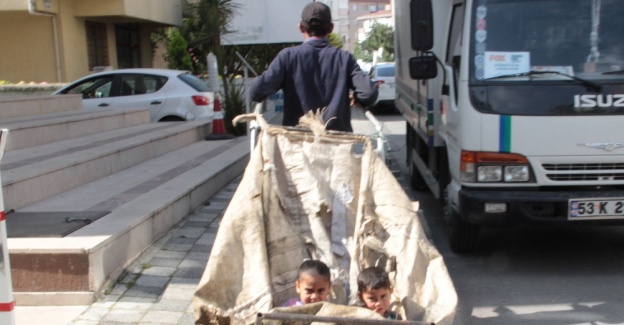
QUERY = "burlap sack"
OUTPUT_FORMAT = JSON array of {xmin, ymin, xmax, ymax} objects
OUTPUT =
[{"xmin": 193, "ymin": 114, "xmax": 457, "ymax": 325}]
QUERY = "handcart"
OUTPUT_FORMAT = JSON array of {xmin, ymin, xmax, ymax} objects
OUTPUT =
[{"xmin": 192, "ymin": 107, "xmax": 457, "ymax": 325}]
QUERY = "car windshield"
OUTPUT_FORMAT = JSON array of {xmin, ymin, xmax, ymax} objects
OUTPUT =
[
  {"xmin": 471, "ymin": 0, "xmax": 624, "ymax": 82},
  {"xmin": 178, "ymin": 73, "xmax": 209, "ymax": 92}
]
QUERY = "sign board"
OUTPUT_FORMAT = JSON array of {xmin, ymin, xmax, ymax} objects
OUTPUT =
[
  {"xmin": 221, "ymin": 0, "xmax": 311, "ymax": 45},
  {"xmin": 483, "ymin": 51, "xmax": 530, "ymax": 79}
]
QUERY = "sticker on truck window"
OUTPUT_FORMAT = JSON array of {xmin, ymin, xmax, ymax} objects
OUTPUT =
[{"xmin": 483, "ymin": 51, "xmax": 530, "ymax": 79}]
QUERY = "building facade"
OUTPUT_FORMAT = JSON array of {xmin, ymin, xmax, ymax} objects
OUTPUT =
[
  {"xmin": 356, "ymin": 7, "xmax": 393, "ymax": 45},
  {"xmin": 0, "ymin": 0, "xmax": 184, "ymax": 83},
  {"xmin": 316, "ymin": 0, "xmax": 390, "ymax": 52},
  {"xmin": 346, "ymin": 0, "xmax": 390, "ymax": 52}
]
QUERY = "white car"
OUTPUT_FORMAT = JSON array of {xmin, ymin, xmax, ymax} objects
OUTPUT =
[
  {"xmin": 53, "ymin": 68, "xmax": 215, "ymax": 122},
  {"xmin": 368, "ymin": 62, "xmax": 396, "ymax": 112}
]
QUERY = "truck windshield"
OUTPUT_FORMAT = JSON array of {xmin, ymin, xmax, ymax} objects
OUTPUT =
[{"xmin": 471, "ymin": 0, "xmax": 624, "ymax": 83}]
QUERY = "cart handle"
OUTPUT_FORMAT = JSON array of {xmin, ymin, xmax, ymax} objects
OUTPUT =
[{"xmin": 256, "ymin": 312, "xmax": 433, "ymax": 325}]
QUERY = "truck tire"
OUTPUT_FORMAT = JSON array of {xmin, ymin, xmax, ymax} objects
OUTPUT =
[
  {"xmin": 444, "ymin": 186, "xmax": 480, "ymax": 253},
  {"xmin": 449, "ymin": 211, "xmax": 480, "ymax": 253}
]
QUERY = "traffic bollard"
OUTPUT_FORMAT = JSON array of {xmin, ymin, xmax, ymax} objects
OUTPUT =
[{"xmin": 0, "ymin": 129, "xmax": 15, "ymax": 325}]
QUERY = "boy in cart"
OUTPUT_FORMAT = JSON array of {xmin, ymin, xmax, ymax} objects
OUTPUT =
[{"xmin": 357, "ymin": 266, "xmax": 400, "ymax": 320}]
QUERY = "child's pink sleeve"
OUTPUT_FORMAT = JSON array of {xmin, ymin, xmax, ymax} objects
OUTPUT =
[{"xmin": 282, "ymin": 298, "xmax": 303, "ymax": 307}]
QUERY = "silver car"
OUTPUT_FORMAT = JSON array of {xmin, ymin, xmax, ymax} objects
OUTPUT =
[{"xmin": 53, "ymin": 68, "xmax": 215, "ymax": 122}]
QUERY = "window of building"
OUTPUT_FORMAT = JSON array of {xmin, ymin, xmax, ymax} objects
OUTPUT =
[
  {"xmin": 115, "ymin": 24, "xmax": 141, "ymax": 69},
  {"xmin": 369, "ymin": 4, "xmax": 377, "ymax": 12},
  {"xmin": 85, "ymin": 21, "xmax": 109, "ymax": 71}
]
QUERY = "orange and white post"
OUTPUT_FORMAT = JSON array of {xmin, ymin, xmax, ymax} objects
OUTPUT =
[{"xmin": 0, "ymin": 129, "xmax": 14, "ymax": 325}]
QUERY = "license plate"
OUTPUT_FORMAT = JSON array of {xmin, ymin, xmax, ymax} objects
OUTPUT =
[{"xmin": 568, "ymin": 197, "xmax": 624, "ymax": 220}]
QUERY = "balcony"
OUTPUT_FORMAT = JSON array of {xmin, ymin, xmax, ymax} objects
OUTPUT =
[
  {"xmin": 73, "ymin": 0, "xmax": 183, "ymax": 26},
  {"xmin": 1, "ymin": 0, "xmax": 184, "ymax": 26}
]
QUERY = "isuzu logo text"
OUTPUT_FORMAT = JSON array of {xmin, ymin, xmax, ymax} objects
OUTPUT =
[{"xmin": 574, "ymin": 94, "xmax": 624, "ymax": 108}]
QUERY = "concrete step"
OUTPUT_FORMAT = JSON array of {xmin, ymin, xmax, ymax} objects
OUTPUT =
[
  {"xmin": 1, "ymin": 109, "xmax": 278, "ymax": 307},
  {"xmin": 1, "ymin": 120, "xmax": 210, "ymax": 211},
  {"xmin": 0, "ymin": 107, "xmax": 150, "ymax": 151},
  {"xmin": 0, "ymin": 95, "xmax": 82, "ymax": 120},
  {"xmin": 6, "ymin": 135, "xmax": 251, "ymax": 306}
]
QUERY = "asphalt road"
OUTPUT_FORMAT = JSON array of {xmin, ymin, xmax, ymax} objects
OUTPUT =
[{"xmin": 374, "ymin": 111, "xmax": 624, "ymax": 325}]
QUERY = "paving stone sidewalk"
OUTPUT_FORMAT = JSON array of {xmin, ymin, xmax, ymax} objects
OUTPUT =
[{"xmin": 69, "ymin": 177, "xmax": 241, "ymax": 325}]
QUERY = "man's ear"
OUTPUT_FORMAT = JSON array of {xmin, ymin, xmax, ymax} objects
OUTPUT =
[
  {"xmin": 299, "ymin": 23, "xmax": 306, "ymax": 34},
  {"xmin": 328, "ymin": 23, "xmax": 334, "ymax": 34},
  {"xmin": 295, "ymin": 280, "xmax": 301, "ymax": 293}
]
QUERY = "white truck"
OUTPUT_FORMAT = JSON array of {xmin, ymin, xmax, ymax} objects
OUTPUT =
[{"xmin": 393, "ymin": 0, "xmax": 624, "ymax": 253}]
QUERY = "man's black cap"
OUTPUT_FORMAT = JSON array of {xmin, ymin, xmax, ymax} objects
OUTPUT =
[{"xmin": 301, "ymin": 2, "xmax": 332, "ymax": 29}]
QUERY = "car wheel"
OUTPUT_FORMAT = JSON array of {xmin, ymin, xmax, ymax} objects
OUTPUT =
[{"xmin": 445, "ymin": 185, "xmax": 480, "ymax": 254}]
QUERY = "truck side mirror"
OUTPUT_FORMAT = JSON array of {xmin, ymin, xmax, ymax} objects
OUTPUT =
[
  {"xmin": 409, "ymin": 56, "xmax": 437, "ymax": 80},
  {"xmin": 410, "ymin": 0, "xmax": 433, "ymax": 51}
]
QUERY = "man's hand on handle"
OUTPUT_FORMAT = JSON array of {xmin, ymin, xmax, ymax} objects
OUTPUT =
[{"xmin": 350, "ymin": 81, "xmax": 382, "ymax": 108}]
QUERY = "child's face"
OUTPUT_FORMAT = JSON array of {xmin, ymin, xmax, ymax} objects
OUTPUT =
[
  {"xmin": 359, "ymin": 287, "xmax": 393, "ymax": 315},
  {"xmin": 295, "ymin": 273, "xmax": 332, "ymax": 304}
]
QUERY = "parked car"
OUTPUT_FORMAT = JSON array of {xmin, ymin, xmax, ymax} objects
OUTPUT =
[
  {"xmin": 368, "ymin": 62, "xmax": 396, "ymax": 113},
  {"xmin": 53, "ymin": 68, "xmax": 215, "ymax": 122}
]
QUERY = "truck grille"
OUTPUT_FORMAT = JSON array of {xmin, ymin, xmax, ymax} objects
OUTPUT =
[{"xmin": 543, "ymin": 163, "xmax": 624, "ymax": 181}]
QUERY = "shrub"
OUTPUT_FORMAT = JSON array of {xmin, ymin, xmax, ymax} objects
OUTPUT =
[{"xmin": 222, "ymin": 81, "xmax": 247, "ymax": 136}]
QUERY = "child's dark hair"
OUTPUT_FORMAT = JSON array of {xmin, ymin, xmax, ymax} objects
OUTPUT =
[
  {"xmin": 357, "ymin": 266, "xmax": 391, "ymax": 293},
  {"xmin": 297, "ymin": 260, "xmax": 331, "ymax": 282}
]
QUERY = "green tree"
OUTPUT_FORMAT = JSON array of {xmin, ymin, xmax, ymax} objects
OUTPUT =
[
  {"xmin": 353, "ymin": 43, "xmax": 373, "ymax": 62},
  {"xmin": 156, "ymin": 0, "xmax": 250, "ymax": 135},
  {"xmin": 328, "ymin": 33, "xmax": 343, "ymax": 49},
  {"xmin": 165, "ymin": 28, "xmax": 193, "ymax": 71},
  {"xmin": 180, "ymin": 0, "xmax": 238, "ymax": 75},
  {"xmin": 358, "ymin": 22, "xmax": 395, "ymax": 62},
  {"xmin": 153, "ymin": 0, "xmax": 306, "ymax": 135}
]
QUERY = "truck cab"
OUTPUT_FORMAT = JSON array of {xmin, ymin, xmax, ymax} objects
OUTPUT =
[{"xmin": 394, "ymin": 0, "xmax": 624, "ymax": 253}]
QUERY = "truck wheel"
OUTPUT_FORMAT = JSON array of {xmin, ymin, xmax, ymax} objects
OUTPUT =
[
  {"xmin": 409, "ymin": 161, "xmax": 427, "ymax": 190},
  {"xmin": 444, "ymin": 186, "xmax": 480, "ymax": 253},
  {"xmin": 449, "ymin": 211, "xmax": 480, "ymax": 253}
]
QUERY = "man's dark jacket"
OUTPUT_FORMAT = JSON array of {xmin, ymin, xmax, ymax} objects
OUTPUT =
[{"xmin": 249, "ymin": 38, "xmax": 378, "ymax": 132}]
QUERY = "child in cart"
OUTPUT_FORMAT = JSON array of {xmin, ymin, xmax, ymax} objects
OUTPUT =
[
  {"xmin": 357, "ymin": 266, "xmax": 400, "ymax": 320},
  {"xmin": 283, "ymin": 260, "xmax": 333, "ymax": 307}
]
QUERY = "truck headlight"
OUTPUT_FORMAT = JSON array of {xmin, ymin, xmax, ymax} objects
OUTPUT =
[
  {"xmin": 478, "ymin": 166, "xmax": 502, "ymax": 182},
  {"xmin": 504, "ymin": 165, "xmax": 530, "ymax": 182},
  {"xmin": 461, "ymin": 151, "xmax": 533, "ymax": 183}
]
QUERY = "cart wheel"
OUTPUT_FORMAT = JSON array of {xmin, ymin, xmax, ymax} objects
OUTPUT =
[{"xmin": 445, "ymin": 186, "xmax": 480, "ymax": 253}]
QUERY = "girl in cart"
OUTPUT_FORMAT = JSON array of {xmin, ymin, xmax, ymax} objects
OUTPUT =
[{"xmin": 283, "ymin": 260, "xmax": 332, "ymax": 307}]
